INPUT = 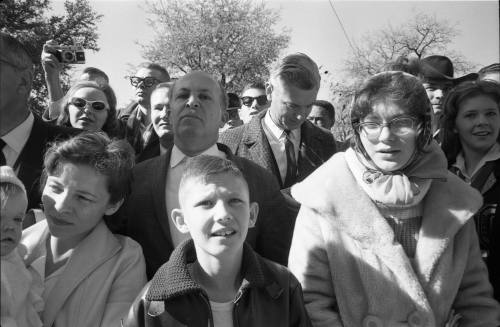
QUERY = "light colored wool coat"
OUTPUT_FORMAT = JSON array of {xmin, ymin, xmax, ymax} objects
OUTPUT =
[
  {"xmin": 21, "ymin": 220, "xmax": 147, "ymax": 327},
  {"xmin": 288, "ymin": 152, "xmax": 500, "ymax": 327}
]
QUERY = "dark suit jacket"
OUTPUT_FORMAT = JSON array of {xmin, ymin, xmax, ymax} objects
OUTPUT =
[
  {"xmin": 107, "ymin": 143, "xmax": 297, "ymax": 279},
  {"xmin": 17, "ymin": 115, "xmax": 76, "ymax": 223},
  {"xmin": 118, "ymin": 102, "xmax": 165, "ymax": 163},
  {"xmin": 219, "ymin": 111, "xmax": 337, "ymax": 188}
]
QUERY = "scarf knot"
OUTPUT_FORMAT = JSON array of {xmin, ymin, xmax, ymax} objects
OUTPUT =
[{"xmin": 346, "ymin": 141, "xmax": 448, "ymax": 206}]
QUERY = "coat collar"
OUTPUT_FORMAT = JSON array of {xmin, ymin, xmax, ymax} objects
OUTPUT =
[
  {"xmin": 147, "ymin": 239, "xmax": 280, "ymax": 301},
  {"xmin": 22, "ymin": 220, "xmax": 122, "ymax": 326},
  {"xmin": 291, "ymin": 152, "xmax": 482, "ymax": 310},
  {"xmin": 291, "ymin": 152, "xmax": 482, "ymax": 248}
]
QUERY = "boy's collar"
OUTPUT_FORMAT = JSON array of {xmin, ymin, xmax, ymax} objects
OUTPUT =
[{"xmin": 146, "ymin": 239, "xmax": 279, "ymax": 301}]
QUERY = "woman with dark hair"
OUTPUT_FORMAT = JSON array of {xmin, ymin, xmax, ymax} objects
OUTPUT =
[
  {"xmin": 288, "ymin": 71, "xmax": 500, "ymax": 326},
  {"xmin": 56, "ymin": 81, "xmax": 123, "ymax": 138},
  {"xmin": 21, "ymin": 132, "xmax": 146, "ymax": 327},
  {"xmin": 442, "ymin": 80, "xmax": 500, "ymax": 302}
]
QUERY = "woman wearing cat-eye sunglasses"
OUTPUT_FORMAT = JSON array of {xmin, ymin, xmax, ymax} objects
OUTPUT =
[{"xmin": 56, "ymin": 81, "xmax": 122, "ymax": 137}]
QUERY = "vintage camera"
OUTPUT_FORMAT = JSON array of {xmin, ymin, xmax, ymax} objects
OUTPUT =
[{"xmin": 52, "ymin": 43, "xmax": 86, "ymax": 64}]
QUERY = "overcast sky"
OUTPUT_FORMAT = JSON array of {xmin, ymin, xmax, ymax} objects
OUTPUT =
[{"xmin": 51, "ymin": 0, "xmax": 500, "ymax": 106}]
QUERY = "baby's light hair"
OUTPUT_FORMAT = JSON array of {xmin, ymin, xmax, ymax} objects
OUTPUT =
[{"xmin": 0, "ymin": 182, "xmax": 27, "ymax": 211}]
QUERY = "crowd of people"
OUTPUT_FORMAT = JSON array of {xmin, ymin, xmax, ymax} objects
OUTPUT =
[{"xmin": 1, "ymin": 30, "xmax": 499, "ymax": 326}]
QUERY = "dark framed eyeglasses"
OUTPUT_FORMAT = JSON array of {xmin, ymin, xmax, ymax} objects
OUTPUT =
[
  {"xmin": 240, "ymin": 95, "xmax": 268, "ymax": 107},
  {"xmin": 70, "ymin": 97, "xmax": 108, "ymax": 111},
  {"xmin": 128, "ymin": 76, "xmax": 159, "ymax": 87},
  {"xmin": 357, "ymin": 117, "xmax": 418, "ymax": 140}
]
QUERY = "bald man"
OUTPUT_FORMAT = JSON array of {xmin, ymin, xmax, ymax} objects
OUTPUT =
[{"xmin": 110, "ymin": 71, "xmax": 296, "ymax": 278}]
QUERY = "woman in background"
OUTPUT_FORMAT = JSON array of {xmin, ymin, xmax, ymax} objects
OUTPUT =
[
  {"xmin": 56, "ymin": 81, "xmax": 123, "ymax": 138},
  {"xmin": 442, "ymin": 80, "xmax": 500, "ymax": 302}
]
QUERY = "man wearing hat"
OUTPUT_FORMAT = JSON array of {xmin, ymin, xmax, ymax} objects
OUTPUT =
[{"xmin": 419, "ymin": 55, "xmax": 478, "ymax": 141}]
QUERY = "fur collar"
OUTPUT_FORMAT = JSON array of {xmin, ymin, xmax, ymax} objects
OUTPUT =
[
  {"xmin": 292, "ymin": 152, "xmax": 481, "ymax": 245},
  {"xmin": 291, "ymin": 152, "xmax": 483, "ymax": 313}
]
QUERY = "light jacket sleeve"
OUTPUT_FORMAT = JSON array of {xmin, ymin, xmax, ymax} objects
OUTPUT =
[
  {"xmin": 288, "ymin": 206, "xmax": 343, "ymax": 327},
  {"xmin": 101, "ymin": 237, "xmax": 147, "ymax": 327},
  {"xmin": 452, "ymin": 220, "xmax": 500, "ymax": 326}
]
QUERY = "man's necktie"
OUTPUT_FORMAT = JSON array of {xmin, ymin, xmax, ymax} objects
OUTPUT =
[
  {"xmin": 0, "ymin": 139, "xmax": 6, "ymax": 166},
  {"xmin": 283, "ymin": 130, "xmax": 297, "ymax": 188}
]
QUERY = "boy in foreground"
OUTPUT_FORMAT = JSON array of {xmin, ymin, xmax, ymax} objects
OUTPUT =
[{"xmin": 123, "ymin": 155, "xmax": 311, "ymax": 326}]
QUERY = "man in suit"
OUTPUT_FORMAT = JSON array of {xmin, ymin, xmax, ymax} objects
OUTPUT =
[
  {"xmin": 110, "ymin": 71, "xmax": 296, "ymax": 279},
  {"xmin": 118, "ymin": 63, "xmax": 170, "ymax": 161},
  {"xmin": 0, "ymin": 32, "xmax": 76, "ymax": 224},
  {"xmin": 219, "ymin": 53, "xmax": 336, "ymax": 189}
]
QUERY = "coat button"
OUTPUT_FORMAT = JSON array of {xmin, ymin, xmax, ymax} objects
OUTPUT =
[
  {"xmin": 408, "ymin": 311, "xmax": 427, "ymax": 327},
  {"xmin": 362, "ymin": 315, "xmax": 383, "ymax": 327}
]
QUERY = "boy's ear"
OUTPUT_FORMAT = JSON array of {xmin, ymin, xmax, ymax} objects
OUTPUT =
[
  {"xmin": 105, "ymin": 198, "xmax": 124, "ymax": 216},
  {"xmin": 171, "ymin": 208, "xmax": 190, "ymax": 234},
  {"xmin": 248, "ymin": 202, "xmax": 259, "ymax": 228}
]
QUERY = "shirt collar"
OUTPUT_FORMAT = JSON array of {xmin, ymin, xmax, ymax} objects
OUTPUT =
[
  {"xmin": 453, "ymin": 142, "xmax": 500, "ymax": 180},
  {"xmin": 263, "ymin": 110, "xmax": 300, "ymax": 141},
  {"xmin": 2, "ymin": 112, "xmax": 34, "ymax": 154},
  {"xmin": 170, "ymin": 143, "xmax": 224, "ymax": 168}
]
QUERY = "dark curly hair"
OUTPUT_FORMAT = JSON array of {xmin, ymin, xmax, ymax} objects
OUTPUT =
[
  {"xmin": 41, "ymin": 132, "xmax": 135, "ymax": 204},
  {"xmin": 350, "ymin": 71, "xmax": 432, "ymax": 160}
]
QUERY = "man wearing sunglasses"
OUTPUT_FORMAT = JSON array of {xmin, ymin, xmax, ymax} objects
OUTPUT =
[
  {"xmin": 238, "ymin": 81, "xmax": 270, "ymax": 123},
  {"xmin": 219, "ymin": 53, "xmax": 337, "ymax": 190},
  {"xmin": 118, "ymin": 62, "xmax": 170, "ymax": 160},
  {"xmin": 0, "ymin": 33, "xmax": 76, "ymax": 224}
]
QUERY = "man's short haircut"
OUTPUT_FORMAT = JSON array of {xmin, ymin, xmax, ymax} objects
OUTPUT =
[
  {"xmin": 478, "ymin": 63, "xmax": 500, "ymax": 80},
  {"xmin": 153, "ymin": 81, "xmax": 174, "ymax": 92},
  {"xmin": 82, "ymin": 67, "xmax": 109, "ymax": 83},
  {"xmin": 271, "ymin": 52, "xmax": 320, "ymax": 90},
  {"xmin": 312, "ymin": 100, "xmax": 335, "ymax": 121},
  {"xmin": 0, "ymin": 32, "xmax": 33, "ymax": 71},
  {"xmin": 179, "ymin": 155, "xmax": 247, "ymax": 198},
  {"xmin": 241, "ymin": 81, "xmax": 266, "ymax": 95},
  {"xmin": 42, "ymin": 132, "xmax": 135, "ymax": 204},
  {"xmin": 137, "ymin": 62, "xmax": 171, "ymax": 82}
]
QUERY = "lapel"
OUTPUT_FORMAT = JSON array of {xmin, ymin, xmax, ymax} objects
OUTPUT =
[
  {"xmin": 297, "ymin": 121, "xmax": 326, "ymax": 180},
  {"xmin": 150, "ymin": 151, "xmax": 174, "ymax": 247},
  {"xmin": 414, "ymin": 173, "xmax": 482, "ymax": 285},
  {"xmin": 242, "ymin": 113, "xmax": 281, "ymax": 184},
  {"xmin": 16, "ymin": 116, "xmax": 48, "ymax": 208},
  {"xmin": 23, "ymin": 220, "xmax": 121, "ymax": 327},
  {"xmin": 44, "ymin": 221, "xmax": 121, "ymax": 326},
  {"xmin": 291, "ymin": 152, "xmax": 479, "ymax": 312}
]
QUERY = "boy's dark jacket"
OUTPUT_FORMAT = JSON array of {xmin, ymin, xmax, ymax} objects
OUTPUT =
[{"xmin": 122, "ymin": 239, "xmax": 312, "ymax": 327}]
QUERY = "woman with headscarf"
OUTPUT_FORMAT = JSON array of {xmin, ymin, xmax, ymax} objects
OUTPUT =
[{"xmin": 288, "ymin": 71, "xmax": 500, "ymax": 326}]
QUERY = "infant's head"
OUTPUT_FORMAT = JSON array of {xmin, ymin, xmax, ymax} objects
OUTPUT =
[{"xmin": 0, "ymin": 166, "xmax": 27, "ymax": 257}]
